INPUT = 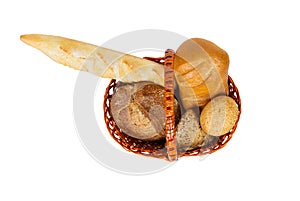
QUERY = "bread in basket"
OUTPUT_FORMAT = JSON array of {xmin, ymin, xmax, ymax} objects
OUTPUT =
[{"xmin": 21, "ymin": 34, "xmax": 241, "ymax": 161}]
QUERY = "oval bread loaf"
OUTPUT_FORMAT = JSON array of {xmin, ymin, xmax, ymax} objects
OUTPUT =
[{"xmin": 175, "ymin": 38, "xmax": 229, "ymax": 109}]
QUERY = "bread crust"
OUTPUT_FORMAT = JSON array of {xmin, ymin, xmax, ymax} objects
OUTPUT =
[
  {"xmin": 110, "ymin": 81, "xmax": 181, "ymax": 141},
  {"xmin": 176, "ymin": 109, "xmax": 206, "ymax": 150},
  {"xmin": 175, "ymin": 38, "xmax": 229, "ymax": 109},
  {"xmin": 20, "ymin": 34, "xmax": 164, "ymax": 86},
  {"xmin": 200, "ymin": 96, "xmax": 239, "ymax": 136}
]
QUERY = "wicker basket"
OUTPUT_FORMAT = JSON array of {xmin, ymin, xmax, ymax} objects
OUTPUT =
[{"xmin": 103, "ymin": 50, "xmax": 241, "ymax": 161}]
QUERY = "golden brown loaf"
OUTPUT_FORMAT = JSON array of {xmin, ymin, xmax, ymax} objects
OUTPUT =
[
  {"xmin": 175, "ymin": 38, "xmax": 229, "ymax": 109},
  {"xmin": 200, "ymin": 96, "xmax": 239, "ymax": 136}
]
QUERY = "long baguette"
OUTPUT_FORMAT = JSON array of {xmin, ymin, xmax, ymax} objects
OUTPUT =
[{"xmin": 20, "ymin": 34, "xmax": 164, "ymax": 85}]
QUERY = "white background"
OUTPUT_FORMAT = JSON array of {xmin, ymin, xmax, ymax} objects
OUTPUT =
[{"xmin": 1, "ymin": 0, "xmax": 300, "ymax": 200}]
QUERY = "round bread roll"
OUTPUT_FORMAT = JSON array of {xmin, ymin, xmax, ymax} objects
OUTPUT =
[
  {"xmin": 110, "ymin": 81, "xmax": 181, "ymax": 141},
  {"xmin": 200, "ymin": 96, "xmax": 239, "ymax": 136}
]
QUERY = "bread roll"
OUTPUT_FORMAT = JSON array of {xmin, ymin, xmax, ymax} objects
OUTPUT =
[
  {"xmin": 176, "ymin": 109, "xmax": 206, "ymax": 150},
  {"xmin": 200, "ymin": 96, "xmax": 239, "ymax": 136},
  {"xmin": 175, "ymin": 38, "xmax": 229, "ymax": 109},
  {"xmin": 110, "ymin": 81, "xmax": 181, "ymax": 141}
]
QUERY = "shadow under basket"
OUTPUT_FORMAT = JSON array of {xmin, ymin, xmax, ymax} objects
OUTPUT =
[{"xmin": 103, "ymin": 50, "xmax": 241, "ymax": 161}]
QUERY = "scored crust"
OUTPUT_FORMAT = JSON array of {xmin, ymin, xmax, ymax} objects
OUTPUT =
[
  {"xmin": 175, "ymin": 38, "xmax": 229, "ymax": 109},
  {"xmin": 110, "ymin": 81, "xmax": 181, "ymax": 141}
]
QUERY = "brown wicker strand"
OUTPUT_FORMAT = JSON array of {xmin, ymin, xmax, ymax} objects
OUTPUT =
[
  {"xmin": 143, "ymin": 56, "xmax": 165, "ymax": 64},
  {"xmin": 164, "ymin": 49, "xmax": 177, "ymax": 161}
]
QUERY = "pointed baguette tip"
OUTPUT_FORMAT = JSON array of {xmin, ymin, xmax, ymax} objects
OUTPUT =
[
  {"xmin": 20, "ymin": 34, "xmax": 38, "ymax": 46},
  {"xmin": 20, "ymin": 34, "xmax": 51, "ymax": 49},
  {"xmin": 20, "ymin": 34, "xmax": 27, "ymax": 43}
]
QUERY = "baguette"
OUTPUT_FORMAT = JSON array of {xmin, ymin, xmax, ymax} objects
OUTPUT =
[{"xmin": 20, "ymin": 34, "xmax": 164, "ymax": 85}]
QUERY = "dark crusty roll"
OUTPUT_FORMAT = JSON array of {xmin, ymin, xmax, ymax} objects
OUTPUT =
[{"xmin": 110, "ymin": 81, "xmax": 181, "ymax": 141}]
